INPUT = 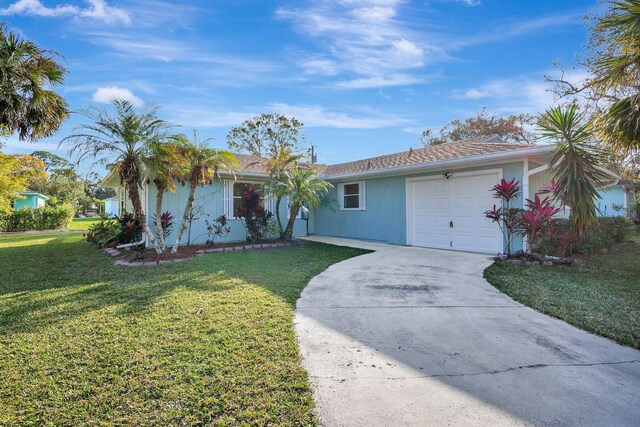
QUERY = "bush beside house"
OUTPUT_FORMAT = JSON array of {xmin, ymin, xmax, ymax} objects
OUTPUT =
[{"xmin": 0, "ymin": 205, "xmax": 74, "ymax": 231}]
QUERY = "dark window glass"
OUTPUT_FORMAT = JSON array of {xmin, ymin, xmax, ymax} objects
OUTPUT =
[
  {"xmin": 344, "ymin": 195, "xmax": 359, "ymax": 209},
  {"xmin": 343, "ymin": 183, "xmax": 359, "ymax": 195}
]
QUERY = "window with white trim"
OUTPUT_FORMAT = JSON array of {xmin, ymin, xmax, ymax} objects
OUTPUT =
[
  {"xmin": 339, "ymin": 181, "xmax": 365, "ymax": 210},
  {"xmin": 225, "ymin": 181, "xmax": 271, "ymax": 217}
]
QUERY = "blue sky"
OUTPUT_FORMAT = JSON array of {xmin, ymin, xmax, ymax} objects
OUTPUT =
[{"xmin": 2, "ymin": 0, "xmax": 596, "ymax": 173}]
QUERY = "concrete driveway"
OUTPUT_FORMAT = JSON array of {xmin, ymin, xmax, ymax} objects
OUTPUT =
[{"xmin": 295, "ymin": 237, "xmax": 640, "ymax": 426}]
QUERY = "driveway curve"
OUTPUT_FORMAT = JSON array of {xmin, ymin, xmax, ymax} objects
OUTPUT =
[{"xmin": 295, "ymin": 237, "xmax": 640, "ymax": 426}]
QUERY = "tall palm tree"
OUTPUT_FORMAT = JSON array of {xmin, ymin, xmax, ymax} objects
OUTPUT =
[
  {"xmin": 591, "ymin": 0, "xmax": 640, "ymax": 154},
  {"xmin": 63, "ymin": 100, "xmax": 176, "ymax": 253},
  {"xmin": 0, "ymin": 24, "xmax": 69, "ymax": 141},
  {"xmin": 171, "ymin": 136, "xmax": 238, "ymax": 254},
  {"xmin": 538, "ymin": 105, "xmax": 611, "ymax": 238},
  {"xmin": 147, "ymin": 141, "xmax": 187, "ymax": 250},
  {"xmin": 269, "ymin": 166, "xmax": 332, "ymax": 240},
  {"xmin": 263, "ymin": 146, "xmax": 302, "ymax": 237}
]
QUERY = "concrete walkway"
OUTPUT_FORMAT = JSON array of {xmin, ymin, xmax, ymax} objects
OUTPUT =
[{"xmin": 295, "ymin": 237, "xmax": 640, "ymax": 426}]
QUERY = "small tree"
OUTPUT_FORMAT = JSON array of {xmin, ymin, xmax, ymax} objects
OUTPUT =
[
  {"xmin": 171, "ymin": 136, "xmax": 238, "ymax": 254},
  {"xmin": 269, "ymin": 166, "xmax": 332, "ymax": 241},
  {"xmin": 538, "ymin": 105, "xmax": 610, "ymax": 238},
  {"xmin": 484, "ymin": 178, "xmax": 522, "ymax": 256},
  {"xmin": 64, "ymin": 100, "xmax": 177, "ymax": 254},
  {"xmin": 421, "ymin": 109, "xmax": 535, "ymax": 146},
  {"xmin": 227, "ymin": 113, "xmax": 308, "ymax": 159}
]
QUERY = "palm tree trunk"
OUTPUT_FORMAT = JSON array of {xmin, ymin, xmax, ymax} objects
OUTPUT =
[
  {"xmin": 127, "ymin": 180, "xmax": 163, "ymax": 254},
  {"xmin": 275, "ymin": 197, "xmax": 284, "ymax": 238},
  {"xmin": 172, "ymin": 181, "xmax": 196, "ymax": 254},
  {"xmin": 283, "ymin": 204, "xmax": 300, "ymax": 240},
  {"xmin": 154, "ymin": 184, "xmax": 166, "ymax": 250}
]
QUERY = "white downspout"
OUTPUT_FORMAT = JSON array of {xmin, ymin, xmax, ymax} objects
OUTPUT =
[{"xmin": 522, "ymin": 159, "xmax": 529, "ymax": 252}]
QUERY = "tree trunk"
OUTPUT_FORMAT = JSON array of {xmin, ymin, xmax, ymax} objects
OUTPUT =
[
  {"xmin": 283, "ymin": 204, "xmax": 300, "ymax": 240},
  {"xmin": 275, "ymin": 196, "xmax": 284, "ymax": 238},
  {"xmin": 172, "ymin": 181, "xmax": 196, "ymax": 254},
  {"xmin": 154, "ymin": 184, "xmax": 166, "ymax": 251},
  {"xmin": 126, "ymin": 180, "xmax": 163, "ymax": 254}
]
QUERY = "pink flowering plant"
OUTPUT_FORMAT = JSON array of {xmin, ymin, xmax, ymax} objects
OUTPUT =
[
  {"xmin": 484, "ymin": 178, "xmax": 522, "ymax": 256},
  {"xmin": 485, "ymin": 178, "xmax": 578, "ymax": 257}
]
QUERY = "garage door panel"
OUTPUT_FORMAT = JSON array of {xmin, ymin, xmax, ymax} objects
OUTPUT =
[{"xmin": 409, "ymin": 172, "xmax": 502, "ymax": 254}]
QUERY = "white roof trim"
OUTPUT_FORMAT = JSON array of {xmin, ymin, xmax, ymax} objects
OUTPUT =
[{"xmin": 321, "ymin": 144, "xmax": 557, "ymax": 181}]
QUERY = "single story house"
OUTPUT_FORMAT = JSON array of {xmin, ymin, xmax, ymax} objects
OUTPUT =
[
  {"xmin": 13, "ymin": 190, "xmax": 48, "ymax": 209},
  {"xmin": 101, "ymin": 135, "xmax": 622, "ymax": 254}
]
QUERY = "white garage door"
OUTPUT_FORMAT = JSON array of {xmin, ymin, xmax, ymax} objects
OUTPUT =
[{"xmin": 407, "ymin": 171, "xmax": 503, "ymax": 254}]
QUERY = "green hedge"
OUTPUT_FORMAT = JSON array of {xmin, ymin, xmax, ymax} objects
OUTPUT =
[
  {"xmin": 551, "ymin": 216, "xmax": 633, "ymax": 255},
  {"xmin": 0, "ymin": 205, "xmax": 74, "ymax": 232}
]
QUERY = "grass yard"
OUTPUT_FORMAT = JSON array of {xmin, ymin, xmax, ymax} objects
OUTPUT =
[
  {"xmin": 0, "ymin": 231, "xmax": 367, "ymax": 425},
  {"xmin": 69, "ymin": 216, "xmax": 102, "ymax": 230},
  {"xmin": 484, "ymin": 227, "xmax": 640, "ymax": 349}
]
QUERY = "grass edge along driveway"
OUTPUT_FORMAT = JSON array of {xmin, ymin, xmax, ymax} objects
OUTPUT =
[
  {"xmin": 0, "ymin": 231, "xmax": 369, "ymax": 426},
  {"xmin": 484, "ymin": 229, "xmax": 640, "ymax": 349}
]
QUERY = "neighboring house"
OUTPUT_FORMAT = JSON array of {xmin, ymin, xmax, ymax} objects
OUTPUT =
[
  {"xmin": 101, "ymin": 135, "xmax": 622, "ymax": 254},
  {"xmin": 103, "ymin": 196, "xmax": 120, "ymax": 218},
  {"xmin": 13, "ymin": 190, "xmax": 48, "ymax": 209}
]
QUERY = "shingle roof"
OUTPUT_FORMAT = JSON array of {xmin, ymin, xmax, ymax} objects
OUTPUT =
[
  {"xmin": 232, "ymin": 153, "xmax": 328, "ymax": 175},
  {"xmin": 320, "ymin": 135, "xmax": 535, "ymax": 177}
]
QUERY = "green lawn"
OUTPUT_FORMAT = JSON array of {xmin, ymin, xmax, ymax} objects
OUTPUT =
[
  {"xmin": 0, "ymin": 232, "xmax": 367, "ymax": 425},
  {"xmin": 69, "ymin": 216, "xmax": 102, "ymax": 230},
  {"xmin": 484, "ymin": 228, "xmax": 640, "ymax": 349}
]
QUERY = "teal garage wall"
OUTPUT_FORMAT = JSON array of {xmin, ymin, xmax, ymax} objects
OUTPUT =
[
  {"xmin": 146, "ymin": 178, "xmax": 306, "ymax": 247},
  {"xmin": 311, "ymin": 161, "xmax": 525, "ymax": 251}
]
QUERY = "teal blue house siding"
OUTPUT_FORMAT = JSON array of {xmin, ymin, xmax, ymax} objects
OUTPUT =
[
  {"xmin": 597, "ymin": 185, "xmax": 627, "ymax": 217},
  {"xmin": 311, "ymin": 161, "xmax": 526, "ymax": 251},
  {"xmin": 146, "ymin": 178, "xmax": 306, "ymax": 247},
  {"xmin": 14, "ymin": 193, "xmax": 47, "ymax": 209}
]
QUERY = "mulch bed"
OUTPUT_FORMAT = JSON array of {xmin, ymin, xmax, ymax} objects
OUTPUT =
[
  {"xmin": 105, "ymin": 239, "xmax": 297, "ymax": 267},
  {"xmin": 498, "ymin": 239, "xmax": 637, "ymax": 268}
]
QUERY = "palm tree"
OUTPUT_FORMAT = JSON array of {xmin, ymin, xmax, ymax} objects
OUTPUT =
[
  {"xmin": 0, "ymin": 24, "xmax": 69, "ymax": 141},
  {"xmin": 147, "ymin": 141, "xmax": 187, "ymax": 250},
  {"xmin": 591, "ymin": 0, "xmax": 640, "ymax": 154},
  {"xmin": 63, "ymin": 100, "xmax": 176, "ymax": 253},
  {"xmin": 269, "ymin": 166, "xmax": 332, "ymax": 240},
  {"xmin": 263, "ymin": 146, "xmax": 302, "ymax": 237},
  {"xmin": 538, "ymin": 105, "xmax": 611, "ymax": 238},
  {"xmin": 171, "ymin": 135, "xmax": 238, "ymax": 254}
]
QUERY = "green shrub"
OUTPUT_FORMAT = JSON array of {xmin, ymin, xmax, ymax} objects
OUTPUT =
[
  {"xmin": 0, "ymin": 205, "xmax": 74, "ymax": 231},
  {"xmin": 551, "ymin": 216, "xmax": 632, "ymax": 255},
  {"xmin": 86, "ymin": 219, "xmax": 121, "ymax": 248}
]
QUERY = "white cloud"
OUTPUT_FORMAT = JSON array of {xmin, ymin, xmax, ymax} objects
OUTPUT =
[
  {"xmin": 277, "ymin": 1, "xmax": 440, "ymax": 89},
  {"xmin": 335, "ymin": 74, "xmax": 424, "ymax": 89},
  {"xmin": 450, "ymin": 75, "xmax": 565, "ymax": 114},
  {"xmin": 268, "ymin": 103, "xmax": 411, "ymax": 128},
  {"xmin": 0, "ymin": 0, "xmax": 130, "ymax": 25},
  {"xmin": 449, "ymin": 11, "xmax": 583, "ymax": 49},
  {"xmin": 450, "ymin": 71, "xmax": 590, "ymax": 115},
  {"xmin": 92, "ymin": 86, "xmax": 144, "ymax": 106},
  {"xmin": 167, "ymin": 103, "xmax": 412, "ymax": 130}
]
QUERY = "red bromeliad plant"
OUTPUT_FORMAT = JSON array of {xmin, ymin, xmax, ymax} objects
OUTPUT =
[
  {"xmin": 490, "ymin": 178, "xmax": 520, "ymax": 204},
  {"xmin": 519, "ymin": 194, "xmax": 562, "ymax": 254},
  {"xmin": 485, "ymin": 178, "xmax": 522, "ymax": 256},
  {"xmin": 485, "ymin": 178, "xmax": 578, "ymax": 257}
]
